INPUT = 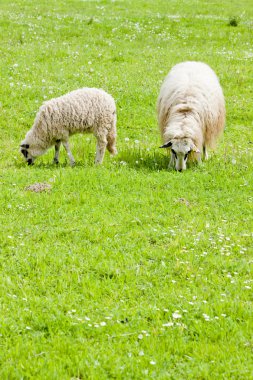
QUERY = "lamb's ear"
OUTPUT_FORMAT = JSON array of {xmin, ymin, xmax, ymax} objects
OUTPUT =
[
  {"xmin": 159, "ymin": 141, "xmax": 172, "ymax": 148},
  {"xmin": 20, "ymin": 144, "xmax": 29, "ymax": 149}
]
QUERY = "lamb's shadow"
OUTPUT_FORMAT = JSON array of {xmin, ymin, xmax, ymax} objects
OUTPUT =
[{"xmin": 15, "ymin": 159, "xmax": 93, "ymax": 170}]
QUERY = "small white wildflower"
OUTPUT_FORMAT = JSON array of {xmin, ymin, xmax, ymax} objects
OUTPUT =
[
  {"xmin": 26, "ymin": 326, "xmax": 32, "ymax": 330},
  {"xmin": 134, "ymin": 139, "xmax": 140, "ymax": 144},
  {"xmin": 171, "ymin": 280, "xmax": 176, "ymax": 283},
  {"xmin": 163, "ymin": 322, "xmax": 174, "ymax": 327},
  {"xmin": 13, "ymin": 63, "xmax": 19, "ymax": 67},
  {"xmin": 42, "ymin": 79, "xmax": 46, "ymax": 83},
  {"xmin": 172, "ymin": 311, "xmax": 182, "ymax": 319},
  {"xmin": 138, "ymin": 334, "xmax": 143, "ymax": 340},
  {"xmin": 231, "ymin": 158, "xmax": 236, "ymax": 164},
  {"xmin": 88, "ymin": 61, "xmax": 92, "ymax": 65},
  {"xmin": 100, "ymin": 321, "xmax": 106, "ymax": 326},
  {"xmin": 135, "ymin": 161, "xmax": 139, "ymax": 164},
  {"xmin": 124, "ymin": 137, "xmax": 129, "ymax": 141},
  {"xmin": 163, "ymin": 308, "xmax": 169, "ymax": 312},
  {"xmin": 85, "ymin": 316, "xmax": 90, "ymax": 321},
  {"xmin": 221, "ymin": 314, "xmax": 227, "ymax": 317},
  {"xmin": 150, "ymin": 361, "xmax": 156, "ymax": 365},
  {"xmin": 245, "ymin": 286, "xmax": 251, "ymax": 289},
  {"xmin": 139, "ymin": 350, "xmax": 144, "ymax": 356},
  {"xmin": 10, "ymin": 83, "xmax": 14, "ymax": 87}
]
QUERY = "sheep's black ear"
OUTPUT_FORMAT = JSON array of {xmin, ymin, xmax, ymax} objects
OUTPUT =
[
  {"xmin": 159, "ymin": 141, "xmax": 172, "ymax": 148},
  {"xmin": 20, "ymin": 144, "xmax": 29, "ymax": 149}
]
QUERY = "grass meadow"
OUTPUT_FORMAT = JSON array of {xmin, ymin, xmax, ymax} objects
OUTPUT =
[{"xmin": 0, "ymin": 0, "xmax": 253, "ymax": 378}]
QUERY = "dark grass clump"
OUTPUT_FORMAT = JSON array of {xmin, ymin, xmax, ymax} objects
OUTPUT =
[{"xmin": 228, "ymin": 16, "xmax": 239, "ymax": 27}]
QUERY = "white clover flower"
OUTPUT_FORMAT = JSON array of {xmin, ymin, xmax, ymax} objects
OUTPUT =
[{"xmin": 172, "ymin": 311, "xmax": 182, "ymax": 319}]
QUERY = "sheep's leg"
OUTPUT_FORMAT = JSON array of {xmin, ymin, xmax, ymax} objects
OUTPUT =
[
  {"xmin": 203, "ymin": 146, "xmax": 208, "ymax": 160},
  {"xmin": 107, "ymin": 134, "xmax": 117, "ymax": 156},
  {"xmin": 53, "ymin": 140, "xmax": 61, "ymax": 164},
  {"xmin": 107, "ymin": 117, "xmax": 117, "ymax": 156},
  {"xmin": 95, "ymin": 137, "xmax": 107, "ymax": 164},
  {"xmin": 62, "ymin": 141, "xmax": 75, "ymax": 166}
]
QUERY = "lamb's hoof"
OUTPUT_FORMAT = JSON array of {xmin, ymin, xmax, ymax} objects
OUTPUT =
[
  {"xmin": 70, "ymin": 161, "xmax": 76, "ymax": 167},
  {"xmin": 53, "ymin": 159, "xmax": 59, "ymax": 164}
]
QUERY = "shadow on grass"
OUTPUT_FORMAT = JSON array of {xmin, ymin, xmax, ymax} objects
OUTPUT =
[
  {"xmin": 15, "ymin": 147, "xmax": 203, "ymax": 173},
  {"xmin": 115, "ymin": 147, "xmax": 171, "ymax": 172}
]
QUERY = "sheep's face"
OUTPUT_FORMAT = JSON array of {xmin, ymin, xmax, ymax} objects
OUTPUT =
[
  {"xmin": 160, "ymin": 138, "xmax": 200, "ymax": 171},
  {"xmin": 20, "ymin": 143, "xmax": 45, "ymax": 165}
]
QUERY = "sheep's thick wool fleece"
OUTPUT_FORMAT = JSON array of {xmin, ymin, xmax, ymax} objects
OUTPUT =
[
  {"xmin": 31, "ymin": 88, "xmax": 116, "ymax": 146},
  {"xmin": 157, "ymin": 61, "xmax": 225, "ymax": 150}
]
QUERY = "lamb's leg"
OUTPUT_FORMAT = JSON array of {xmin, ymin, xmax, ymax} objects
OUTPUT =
[
  {"xmin": 53, "ymin": 140, "xmax": 61, "ymax": 164},
  {"xmin": 62, "ymin": 141, "xmax": 75, "ymax": 166},
  {"xmin": 203, "ymin": 146, "xmax": 208, "ymax": 160},
  {"xmin": 95, "ymin": 136, "xmax": 107, "ymax": 164},
  {"xmin": 107, "ymin": 134, "xmax": 117, "ymax": 156},
  {"xmin": 107, "ymin": 117, "xmax": 117, "ymax": 156}
]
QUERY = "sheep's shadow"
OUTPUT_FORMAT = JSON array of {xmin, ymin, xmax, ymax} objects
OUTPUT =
[
  {"xmin": 115, "ymin": 147, "xmax": 171, "ymax": 172},
  {"xmin": 16, "ymin": 148, "xmax": 200, "ymax": 172}
]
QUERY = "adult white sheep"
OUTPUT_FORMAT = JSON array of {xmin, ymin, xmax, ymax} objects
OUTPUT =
[
  {"xmin": 20, "ymin": 88, "xmax": 117, "ymax": 166},
  {"xmin": 157, "ymin": 61, "xmax": 225, "ymax": 171}
]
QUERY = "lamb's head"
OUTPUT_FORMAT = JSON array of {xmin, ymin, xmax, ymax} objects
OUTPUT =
[
  {"xmin": 160, "ymin": 138, "xmax": 200, "ymax": 171},
  {"xmin": 20, "ymin": 134, "xmax": 46, "ymax": 165}
]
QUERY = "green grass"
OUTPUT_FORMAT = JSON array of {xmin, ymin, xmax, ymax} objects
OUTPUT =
[{"xmin": 0, "ymin": 0, "xmax": 253, "ymax": 379}]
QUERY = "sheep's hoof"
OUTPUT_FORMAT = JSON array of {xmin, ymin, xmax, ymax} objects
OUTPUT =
[
  {"xmin": 70, "ymin": 161, "xmax": 76, "ymax": 167},
  {"xmin": 53, "ymin": 159, "xmax": 59, "ymax": 164}
]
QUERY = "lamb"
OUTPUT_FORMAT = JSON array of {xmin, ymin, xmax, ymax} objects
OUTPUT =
[
  {"xmin": 20, "ymin": 87, "xmax": 117, "ymax": 166},
  {"xmin": 157, "ymin": 61, "xmax": 225, "ymax": 171}
]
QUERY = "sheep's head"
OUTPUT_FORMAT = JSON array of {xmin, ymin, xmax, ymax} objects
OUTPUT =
[
  {"xmin": 160, "ymin": 138, "xmax": 200, "ymax": 171},
  {"xmin": 20, "ymin": 143, "xmax": 36, "ymax": 165},
  {"xmin": 20, "ymin": 136, "xmax": 46, "ymax": 165}
]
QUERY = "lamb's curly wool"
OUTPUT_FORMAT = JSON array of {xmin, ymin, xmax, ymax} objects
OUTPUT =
[
  {"xmin": 20, "ymin": 88, "xmax": 117, "ymax": 165},
  {"xmin": 157, "ymin": 61, "xmax": 225, "ymax": 171}
]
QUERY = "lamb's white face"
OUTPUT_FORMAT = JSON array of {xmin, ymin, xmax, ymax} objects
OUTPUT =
[{"xmin": 160, "ymin": 138, "xmax": 200, "ymax": 171}]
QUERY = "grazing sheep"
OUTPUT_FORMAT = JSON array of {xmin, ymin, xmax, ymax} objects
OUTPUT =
[
  {"xmin": 20, "ymin": 88, "xmax": 117, "ymax": 166},
  {"xmin": 157, "ymin": 61, "xmax": 225, "ymax": 171}
]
